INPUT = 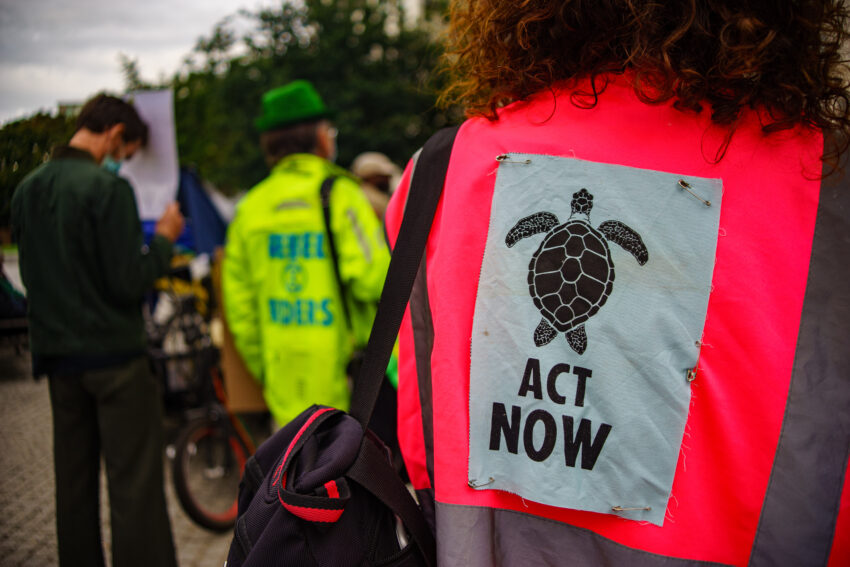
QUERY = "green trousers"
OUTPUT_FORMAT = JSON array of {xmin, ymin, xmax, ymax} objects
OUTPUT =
[{"xmin": 48, "ymin": 356, "xmax": 177, "ymax": 567}]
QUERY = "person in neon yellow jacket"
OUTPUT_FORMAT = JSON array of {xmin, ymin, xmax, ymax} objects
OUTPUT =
[{"xmin": 223, "ymin": 81, "xmax": 390, "ymax": 426}]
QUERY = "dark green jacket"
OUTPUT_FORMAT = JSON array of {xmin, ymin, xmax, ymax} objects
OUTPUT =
[{"xmin": 10, "ymin": 146, "xmax": 173, "ymax": 357}]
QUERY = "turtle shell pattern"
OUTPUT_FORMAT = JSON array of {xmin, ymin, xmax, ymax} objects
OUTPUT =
[{"xmin": 528, "ymin": 221, "xmax": 614, "ymax": 333}]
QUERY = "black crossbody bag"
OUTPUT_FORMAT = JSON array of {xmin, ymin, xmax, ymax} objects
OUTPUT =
[{"xmin": 225, "ymin": 126, "xmax": 459, "ymax": 567}]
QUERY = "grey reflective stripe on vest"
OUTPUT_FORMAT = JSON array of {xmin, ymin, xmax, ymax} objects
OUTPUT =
[
  {"xmin": 749, "ymin": 159, "xmax": 850, "ymax": 566},
  {"xmin": 411, "ymin": 256, "xmax": 437, "ymax": 487},
  {"xmin": 403, "ymin": 146, "xmax": 437, "ymax": 489},
  {"xmin": 435, "ymin": 503, "xmax": 731, "ymax": 566}
]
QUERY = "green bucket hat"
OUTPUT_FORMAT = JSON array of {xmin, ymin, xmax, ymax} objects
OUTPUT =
[{"xmin": 255, "ymin": 80, "xmax": 330, "ymax": 132}]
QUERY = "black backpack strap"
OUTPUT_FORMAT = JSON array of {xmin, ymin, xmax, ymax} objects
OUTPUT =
[
  {"xmin": 348, "ymin": 435, "xmax": 437, "ymax": 567},
  {"xmin": 320, "ymin": 176, "xmax": 352, "ymax": 329},
  {"xmin": 349, "ymin": 125, "xmax": 460, "ymax": 429}
]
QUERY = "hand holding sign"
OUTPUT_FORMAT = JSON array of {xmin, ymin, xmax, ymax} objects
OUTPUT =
[{"xmin": 154, "ymin": 202, "xmax": 185, "ymax": 243}]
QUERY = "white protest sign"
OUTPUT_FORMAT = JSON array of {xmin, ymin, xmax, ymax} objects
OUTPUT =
[{"xmin": 119, "ymin": 89, "xmax": 179, "ymax": 220}]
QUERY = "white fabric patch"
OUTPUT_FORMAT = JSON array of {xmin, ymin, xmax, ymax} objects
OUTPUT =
[{"xmin": 468, "ymin": 155, "xmax": 722, "ymax": 525}]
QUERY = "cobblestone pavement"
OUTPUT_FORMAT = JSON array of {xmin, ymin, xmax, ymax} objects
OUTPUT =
[{"xmin": 0, "ymin": 348, "xmax": 234, "ymax": 567}]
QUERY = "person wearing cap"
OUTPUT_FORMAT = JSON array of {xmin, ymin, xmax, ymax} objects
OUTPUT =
[
  {"xmin": 350, "ymin": 151, "xmax": 402, "ymax": 219},
  {"xmin": 222, "ymin": 80, "xmax": 390, "ymax": 427}
]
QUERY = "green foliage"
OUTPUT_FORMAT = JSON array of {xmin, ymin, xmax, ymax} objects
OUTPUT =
[
  {"xmin": 0, "ymin": 113, "xmax": 75, "ymax": 227},
  {"xmin": 119, "ymin": 54, "xmax": 155, "ymax": 91},
  {"xmin": 172, "ymin": 0, "xmax": 455, "ymax": 194}
]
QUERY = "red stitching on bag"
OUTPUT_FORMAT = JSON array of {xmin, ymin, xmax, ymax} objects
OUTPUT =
[
  {"xmin": 274, "ymin": 408, "xmax": 347, "ymax": 523},
  {"xmin": 272, "ymin": 462, "xmax": 285, "ymax": 487},
  {"xmin": 274, "ymin": 408, "xmax": 336, "ymax": 488},
  {"xmin": 283, "ymin": 408, "xmax": 335, "ymax": 468},
  {"xmin": 279, "ymin": 492, "xmax": 345, "ymax": 523},
  {"xmin": 324, "ymin": 480, "xmax": 339, "ymax": 499}
]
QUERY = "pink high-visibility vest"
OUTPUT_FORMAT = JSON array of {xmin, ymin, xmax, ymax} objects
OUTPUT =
[{"xmin": 386, "ymin": 74, "xmax": 850, "ymax": 566}]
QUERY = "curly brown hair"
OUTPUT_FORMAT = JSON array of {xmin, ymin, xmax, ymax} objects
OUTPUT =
[{"xmin": 439, "ymin": 0, "xmax": 850, "ymax": 165}]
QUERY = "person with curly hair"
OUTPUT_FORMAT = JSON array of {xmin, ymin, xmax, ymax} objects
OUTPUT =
[{"xmin": 385, "ymin": 1, "xmax": 850, "ymax": 565}]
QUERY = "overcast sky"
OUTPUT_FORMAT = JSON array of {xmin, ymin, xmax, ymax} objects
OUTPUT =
[{"xmin": 0, "ymin": 0, "xmax": 281, "ymax": 125}]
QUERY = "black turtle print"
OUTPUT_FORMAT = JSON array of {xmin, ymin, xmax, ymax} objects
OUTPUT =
[{"xmin": 506, "ymin": 189, "xmax": 649, "ymax": 354}]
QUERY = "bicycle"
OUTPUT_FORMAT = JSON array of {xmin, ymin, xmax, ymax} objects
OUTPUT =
[{"xmin": 146, "ymin": 265, "xmax": 257, "ymax": 532}]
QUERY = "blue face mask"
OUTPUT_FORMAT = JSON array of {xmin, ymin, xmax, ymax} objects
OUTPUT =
[{"xmin": 102, "ymin": 156, "xmax": 122, "ymax": 174}]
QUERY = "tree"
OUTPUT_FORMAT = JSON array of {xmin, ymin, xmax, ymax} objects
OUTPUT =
[
  {"xmin": 171, "ymin": 0, "xmax": 455, "ymax": 194},
  {"xmin": 0, "ymin": 113, "xmax": 75, "ymax": 231},
  {"xmin": 119, "ymin": 54, "xmax": 155, "ymax": 92}
]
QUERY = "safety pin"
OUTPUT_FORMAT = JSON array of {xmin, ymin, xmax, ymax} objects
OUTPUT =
[
  {"xmin": 495, "ymin": 154, "xmax": 532, "ymax": 165},
  {"xmin": 686, "ymin": 368, "xmax": 697, "ymax": 383},
  {"xmin": 677, "ymin": 179, "xmax": 711, "ymax": 207},
  {"xmin": 468, "ymin": 477, "xmax": 495, "ymax": 488},
  {"xmin": 612, "ymin": 505, "xmax": 652, "ymax": 512}
]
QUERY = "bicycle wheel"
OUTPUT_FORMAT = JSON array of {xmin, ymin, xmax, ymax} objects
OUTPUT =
[{"xmin": 172, "ymin": 416, "xmax": 250, "ymax": 531}]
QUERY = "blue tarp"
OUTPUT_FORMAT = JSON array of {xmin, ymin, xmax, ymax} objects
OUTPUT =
[{"xmin": 142, "ymin": 168, "xmax": 228, "ymax": 255}]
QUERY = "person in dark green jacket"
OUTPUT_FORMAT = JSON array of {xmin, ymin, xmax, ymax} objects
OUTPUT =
[{"xmin": 11, "ymin": 94, "xmax": 184, "ymax": 567}]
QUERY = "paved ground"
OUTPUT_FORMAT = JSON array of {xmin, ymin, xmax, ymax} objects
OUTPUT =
[{"xmin": 0, "ymin": 347, "xmax": 236, "ymax": 567}]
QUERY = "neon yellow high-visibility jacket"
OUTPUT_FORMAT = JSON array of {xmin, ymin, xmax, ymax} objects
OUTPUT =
[{"xmin": 223, "ymin": 153, "xmax": 390, "ymax": 425}]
